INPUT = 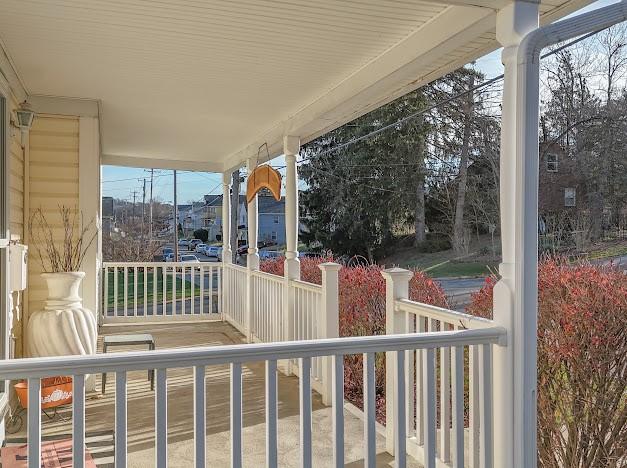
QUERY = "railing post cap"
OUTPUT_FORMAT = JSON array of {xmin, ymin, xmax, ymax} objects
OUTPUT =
[
  {"xmin": 381, "ymin": 267, "xmax": 413, "ymax": 281},
  {"xmin": 318, "ymin": 262, "xmax": 342, "ymax": 272}
]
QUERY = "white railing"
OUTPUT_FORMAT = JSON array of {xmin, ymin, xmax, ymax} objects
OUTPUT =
[
  {"xmin": 102, "ymin": 262, "xmax": 222, "ymax": 323},
  {"xmin": 0, "ymin": 328, "xmax": 504, "ymax": 468},
  {"xmin": 383, "ymin": 269, "xmax": 500, "ymax": 468},
  {"xmin": 250, "ymin": 270, "xmax": 285, "ymax": 343},
  {"xmin": 290, "ymin": 279, "xmax": 325, "ymax": 387},
  {"xmin": 222, "ymin": 264, "xmax": 248, "ymax": 334}
]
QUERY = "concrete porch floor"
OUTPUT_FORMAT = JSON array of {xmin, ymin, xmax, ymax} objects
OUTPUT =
[{"xmin": 18, "ymin": 321, "xmax": 421, "ymax": 467}]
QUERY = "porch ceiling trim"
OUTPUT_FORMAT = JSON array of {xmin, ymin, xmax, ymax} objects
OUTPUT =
[{"xmin": 102, "ymin": 153, "xmax": 224, "ymax": 173}]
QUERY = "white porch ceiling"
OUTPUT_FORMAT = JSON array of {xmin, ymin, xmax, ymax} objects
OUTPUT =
[{"xmin": 0, "ymin": 0, "xmax": 592, "ymax": 171}]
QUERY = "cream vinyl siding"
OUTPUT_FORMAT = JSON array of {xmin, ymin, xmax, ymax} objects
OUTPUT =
[{"xmin": 27, "ymin": 115, "xmax": 80, "ymax": 315}]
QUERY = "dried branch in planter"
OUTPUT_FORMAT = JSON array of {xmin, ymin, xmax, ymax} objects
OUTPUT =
[{"xmin": 29, "ymin": 206, "xmax": 98, "ymax": 273}]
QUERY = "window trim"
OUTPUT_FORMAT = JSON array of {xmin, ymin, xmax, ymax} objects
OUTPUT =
[
  {"xmin": 546, "ymin": 153, "xmax": 558, "ymax": 173},
  {"xmin": 564, "ymin": 187, "xmax": 576, "ymax": 207}
]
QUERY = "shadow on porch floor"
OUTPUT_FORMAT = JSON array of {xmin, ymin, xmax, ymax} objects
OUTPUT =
[{"xmin": 14, "ymin": 321, "xmax": 420, "ymax": 467}]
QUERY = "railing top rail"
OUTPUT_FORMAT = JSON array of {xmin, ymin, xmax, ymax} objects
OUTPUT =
[
  {"xmin": 224, "ymin": 263, "xmax": 248, "ymax": 273},
  {"xmin": 290, "ymin": 279, "xmax": 322, "ymax": 293},
  {"xmin": 0, "ymin": 328, "xmax": 505, "ymax": 380},
  {"xmin": 251, "ymin": 270, "xmax": 285, "ymax": 283},
  {"xmin": 103, "ymin": 262, "xmax": 222, "ymax": 267},
  {"xmin": 396, "ymin": 298, "xmax": 494, "ymax": 330}
]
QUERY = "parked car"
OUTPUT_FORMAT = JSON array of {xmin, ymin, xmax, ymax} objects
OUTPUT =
[
  {"xmin": 205, "ymin": 246, "xmax": 222, "ymax": 262},
  {"xmin": 236, "ymin": 245, "xmax": 248, "ymax": 256},
  {"xmin": 195, "ymin": 243, "xmax": 207, "ymax": 254},
  {"xmin": 189, "ymin": 239, "xmax": 202, "ymax": 249},
  {"xmin": 178, "ymin": 239, "xmax": 190, "ymax": 249},
  {"xmin": 162, "ymin": 247, "xmax": 173, "ymax": 261},
  {"xmin": 180, "ymin": 254, "xmax": 200, "ymax": 263}
]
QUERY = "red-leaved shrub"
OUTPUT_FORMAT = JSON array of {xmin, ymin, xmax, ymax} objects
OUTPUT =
[
  {"xmin": 466, "ymin": 258, "xmax": 627, "ymax": 467},
  {"xmin": 261, "ymin": 256, "xmax": 448, "ymax": 422}
]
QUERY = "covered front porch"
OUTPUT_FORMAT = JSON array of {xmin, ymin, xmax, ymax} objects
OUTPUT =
[{"xmin": 1, "ymin": 0, "xmax": 625, "ymax": 467}]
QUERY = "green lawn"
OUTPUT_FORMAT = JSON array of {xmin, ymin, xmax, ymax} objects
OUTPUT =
[
  {"xmin": 105, "ymin": 267, "xmax": 199, "ymax": 308},
  {"xmin": 423, "ymin": 261, "xmax": 495, "ymax": 278}
]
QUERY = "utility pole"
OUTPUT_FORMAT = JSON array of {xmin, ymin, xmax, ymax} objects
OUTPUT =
[
  {"xmin": 173, "ymin": 170, "xmax": 179, "ymax": 260},
  {"xmin": 149, "ymin": 169, "xmax": 154, "ymax": 241},
  {"xmin": 131, "ymin": 190, "xmax": 138, "ymax": 222},
  {"xmin": 141, "ymin": 178, "xmax": 146, "ymax": 242}
]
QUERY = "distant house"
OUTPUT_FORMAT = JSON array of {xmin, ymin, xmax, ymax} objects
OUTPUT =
[
  {"xmin": 538, "ymin": 142, "xmax": 587, "ymax": 214},
  {"xmin": 256, "ymin": 196, "xmax": 286, "ymax": 245}
]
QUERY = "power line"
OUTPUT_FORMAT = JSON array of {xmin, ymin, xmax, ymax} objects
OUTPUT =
[{"xmin": 298, "ymin": 28, "xmax": 604, "ymax": 163}]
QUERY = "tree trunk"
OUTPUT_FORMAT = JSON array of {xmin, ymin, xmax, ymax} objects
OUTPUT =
[
  {"xmin": 453, "ymin": 75, "xmax": 475, "ymax": 254},
  {"xmin": 230, "ymin": 169, "xmax": 240, "ymax": 263}
]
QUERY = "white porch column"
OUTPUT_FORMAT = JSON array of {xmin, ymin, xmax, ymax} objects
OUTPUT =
[
  {"xmin": 221, "ymin": 172, "xmax": 232, "ymax": 264},
  {"xmin": 494, "ymin": 3, "xmax": 539, "ymax": 468},
  {"xmin": 245, "ymin": 158, "xmax": 259, "ymax": 342},
  {"xmin": 283, "ymin": 135, "xmax": 300, "ymax": 280},
  {"xmin": 78, "ymin": 116, "xmax": 101, "ymax": 392},
  {"xmin": 246, "ymin": 158, "xmax": 260, "ymax": 270}
]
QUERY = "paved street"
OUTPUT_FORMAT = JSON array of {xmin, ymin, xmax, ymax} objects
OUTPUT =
[{"xmin": 434, "ymin": 277, "xmax": 487, "ymax": 311}]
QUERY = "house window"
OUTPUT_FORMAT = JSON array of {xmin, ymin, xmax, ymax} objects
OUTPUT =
[
  {"xmin": 546, "ymin": 153, "xmax": 558, "ymax": 172},
  {"xmin": 271, "ymin": 231, "xmax": 277, "ymax": 241},
  {"xmin": 564, "ymin": 188, "xmax": 576, "ymax": 207},
  {"xmin": 273, "ymin": 215, "xmax": 279, "ymax": 224}
]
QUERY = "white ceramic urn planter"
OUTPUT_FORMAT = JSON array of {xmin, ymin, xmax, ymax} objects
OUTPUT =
[{"xmin": 26, "ymin": 272, "xmax": 97, "ymax": 358}]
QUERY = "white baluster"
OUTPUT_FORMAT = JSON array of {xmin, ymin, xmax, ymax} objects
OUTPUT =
[
  {"xmin": 469, "ymin": 345, "xmax": 480, "ymax": 468},
  {"xmin": 194, "ymin": 366, "xmax": 206, "ymax": 468},
  {"xmin": 162, "ymin": 265, "xmax": 166, "ymax": 317},
  {"xmin": 153, "ymin": 265, "xmax": 157, "ymax": 318},
  {"xmin": 156, "ymin": 369, "xmax": 168, "ymax": 467},
  {"xmin": 28, "ymin": 378, "xmax": 41, "ymax": 468},
  {"xmin": 181, "ymin": 266, "xmax": 186, "ymax": 316},
  {"xmin": 441, "ymin": 333, "xmax": 451, "ymax": 462},
  {"xmin": 217, "ymin": 267, "xmax": 222, "ymax": 317},
  {"xmin": 104, "ymin": 266, "xmax": 109, "ymax": 318},
  {"xmin": 200, "ymin": 266, "xmax": 205, "ymax": 316},
  {"xmin": 230, "ymin": 363, "xmax": 243, "ymax": 468},
  {"xmin": 114, "ymin": 266, "xmax": 119, "ymax": 317},
  {"xmin": 300, "ymin": 357, "xmax": 312, "ymax": 468},
  {"xmin": 452, "ymin": 346, "xmax": 465, "ymax": 468},
  {"xmin": 363, "ymin": 352, "xmax": 376, "ymax": 468},
  {"xmin": 143, "ymin": 267, "xmax": 148, "ymax": 317},
  {"xmin": 123, "ymin": 267, "xmax": 128, "ymax": 316},
  {"xmin": 480, "ymin": 344, "xmax": 493, "ymax": 468},
  {"xmin": 394, "ymin": 350, "xmax": 406, "ymax": 468},
  {"xmin": 115, "ymin": 371, "xmax": 127, "ymax": 467},
  {"xmin": 191, "ymin": 265, "xmax": 195, "ymax": 316},
  {"xmin": 133, "ymin": 266, "xmax": 138, "ymax": 316},
  {"xmin": 266, "ymin": 360, "xmax": 278, "ymax": 467},
  {"xmin": 415, "ymin": 315, "xmax": 425, "ymax": 445},
  {"xmin": 423, "ymin": 348, "xmax": 436, "ymax": 468},
  {"xmin": 332, "ymin": 354, "xmax": 344, "ymax": 468},
  {"xmin": 73, "ymin": 374, "xmax": 86, "ymax": 468}
]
